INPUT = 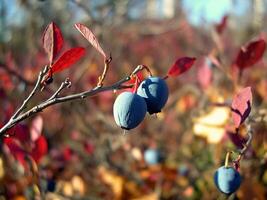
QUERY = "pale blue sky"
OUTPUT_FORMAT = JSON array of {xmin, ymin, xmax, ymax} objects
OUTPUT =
[
  {"xmin": 181, "ymin": 0, "xmax": 250, "ymax": 25},
  {"xmin": 1, "ymin": 0, "xmax": 252, "ymax": 26}
]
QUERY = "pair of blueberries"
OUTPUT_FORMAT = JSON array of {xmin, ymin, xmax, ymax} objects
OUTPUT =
[{"xmin": 113, "ymin": 76, "xmax": 169, "ymax": 130}]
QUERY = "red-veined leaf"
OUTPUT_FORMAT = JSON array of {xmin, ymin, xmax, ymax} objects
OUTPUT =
[
  {"xmin": 231, "ymin": 87, "xmax": 252, "ymax": 128},
  {"xmin": 51, "ymin": 47, "xmax": 85, "ymax": 73},
  {"xmin": 42, "ymin": 22, "xmax": 64, "ymax": 64},
  {"xmin": 168, "ymin": 57, "xmax": 196, "ymax": 77},
  {"xmin": 31, "ymin": 135, "xmax": 48, "ymax": 163},
  {"xmin": 215, "ymin": 15, "xmax": 228, "ymax": 34},
  {"xmin": 30, "ymin": 115, "xmax": 43, "ymax": 142},
  {"xmin": 234, "ymin": 39, "xmax": 266, "ymax": 69},
  {"xmin": 74, "ymin": 23, "xmax": 107, "ymax": 59}
]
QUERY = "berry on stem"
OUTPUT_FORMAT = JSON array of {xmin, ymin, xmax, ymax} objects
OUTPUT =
[
  {"xmin": 137, "ymin": 76, "xmax": 169, "ymax": 114},
  {"xmin": 214, "ymin": 166, "xmax": 241, "ymax": 195},
  {"xmin": 113, "ymin": 92, "xmax": 147, "ymax": 130}
]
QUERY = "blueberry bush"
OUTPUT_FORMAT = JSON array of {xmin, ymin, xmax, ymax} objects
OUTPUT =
[{"xmin": 0, "ymin": 1, "xmax": 267, "ymax": 200}]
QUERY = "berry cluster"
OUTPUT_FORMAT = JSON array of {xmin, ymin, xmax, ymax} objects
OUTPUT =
[{"xmin": 113, "ymin": 76, "xmax": 169, "ymax": 130}]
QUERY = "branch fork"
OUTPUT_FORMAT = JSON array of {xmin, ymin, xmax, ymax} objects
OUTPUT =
[{"xmin": 0, "ymin": 64, "xmax": 147, "ymax": 136}]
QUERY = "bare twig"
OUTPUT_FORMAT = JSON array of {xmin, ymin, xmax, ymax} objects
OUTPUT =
[
  {"xmin": 130, "ymin": 64, "xmax": 152, "ymax": 77},
  {"xmin": 11, "ymin": 66, "xmax": 49, "ymax": 119},
  {"xmin": 233, "ymin": 120, "xmax": 253, "ymax": 165},
  {"xmin": 46, "ymin": 78, "xmax": 71, "ymax": 102},
  {"xmin": 0, "ymin": 65, "xmax": 145, "ymax": 136},
  {"xmin": 97, "ymin": 56, "xmax": 112, "ymax": 87}
]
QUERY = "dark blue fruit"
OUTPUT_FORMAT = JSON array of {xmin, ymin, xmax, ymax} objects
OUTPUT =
[
  {"xmin": 137, "ymin": 76, "xmax": 169, "ymax": 114},
  {"xmin": 214, "ymin": 166, "xmax": 242, "ymax": 195},
  {"xmin": 113, "ymin": 92, "xmax": 147, "ymax": 130}
]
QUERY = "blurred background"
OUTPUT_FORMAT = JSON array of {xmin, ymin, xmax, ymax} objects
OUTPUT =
[{"xmin": 0, "ymin": 0, "xmax": 267, "ymax": 199}]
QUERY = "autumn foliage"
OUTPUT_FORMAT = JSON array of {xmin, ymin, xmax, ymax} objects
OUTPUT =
[{"xmin": 0, "ymin": 3, "xmax": 267, "ymax": 200}]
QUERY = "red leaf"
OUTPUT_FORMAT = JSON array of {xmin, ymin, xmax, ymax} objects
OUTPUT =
[
  {"xmin": 42, "ymin": 22, "xmax": 64, "ymax": 64},
  {"xmin": 83, "ymin": 141, "xmax": 94, "ymax": 155},
  {"xmin": 234, "ymin": 39, "xmax": 266, "ymax": 69},
  {"xmin": 75, "ymin": 23, "xmax": 106, "ymax": 59},
  {"xmin": 10, "ymin": 124, "xmax": 30, "ymax": 143},
  {"xmin": 31, "ymin": 135, "xmax": 48, "ymax": 163},
  {"xmin": 231, "ymin": 87, "xmax": 252, "ymax": 128},
  {"xmin": 63, "ymin": 146, "xmax": 74, "ymax": 161},
  {"xmin": 168, "ymin": 57, "xmax": 196, "ymax": 77},
  {"xmin": 3, "ymin": 138, "xmax": 27, "ymax": 166},
  {"xmin": 51, "ymin": 47, "xmax": 85, "ymax": 73},
  {"xmin": 30, "ymin": 115, "xmax": 43, "ymax": 142},
  {"xmin": 215, "ymin": 15, "xmax": 228, "ymax": 34}
]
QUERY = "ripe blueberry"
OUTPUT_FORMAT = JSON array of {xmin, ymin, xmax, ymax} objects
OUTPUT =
[
  {"xmin": 214, "ymin": 166, "xmax": 242, "ymax": 195},
  {"xmin": 144, "ymin": 148, "xmax": 162, "ymax": 165},
  {"xmin": 113, "ymin": 92, "xmax": 147, "ymax": 130},
  {"xmin": 137, "ymin": 76, "xmax": 169, "ymax": 114}
]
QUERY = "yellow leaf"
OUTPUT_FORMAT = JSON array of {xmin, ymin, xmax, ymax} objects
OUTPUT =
[
  {"xmin": 0, "ymin": 157, "xmax": 4, "ymax": 179},
  {"xmin": 131, "ymin": 192, "xmax": 158, "ymax": 200},
  {"xmin": 98, "ymin": 166, "xmax": 124, "ymax": 200},
  {"xmin": 71, "ymin": 175, "xmax": 86, "ymax": 195},
  {"xmin": 193, "ymin": 106, "xmax": 230, "ymax": 144}
]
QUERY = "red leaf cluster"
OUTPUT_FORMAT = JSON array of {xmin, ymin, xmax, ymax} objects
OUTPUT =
[
  {"xmin": 234, "ymin": 39, "xmax": 266, "ymax": 69},
  {"xmin": 231, "ymin": 87, "xmax": 252, "ymax": 128},
  {"xmin": 42, "ymin": 22, "xmax": 86, "ymax": 79},
  {"xmin": 3, "ymin": 116, "xmax": 48, "ymax": 166},
  {"xmin": 168, "ymin": 57, "xmax": 196, "ymax": 77}
]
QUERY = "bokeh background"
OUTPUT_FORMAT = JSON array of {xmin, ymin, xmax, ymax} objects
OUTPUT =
[{"xmin": 0, "ymin": 0, "xmax": 267, "ymax": 199}]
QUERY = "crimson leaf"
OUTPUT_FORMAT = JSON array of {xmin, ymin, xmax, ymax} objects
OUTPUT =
[
  {"xmin": 234, "ymin": 39, "xmax": 266, "ymax": 69},
  {"xmin": 51, "ymin": 47, "xmax": 85, "ymax": 74},
  {"xmin": 231, "ymin": 87, "xmax": 252, "ymax": 128},
  {"xmin": 215, "ymin": 15, "xmax": 228, "ymax": 34},
  {"xmin": 168, "ymin": 57, "xmax": 196, "ymax": 77},
  {"xmin": 3, "ymin": 138, "xmax": 27, "ymax": 166},
  {"xmin": 42, "ymin": 22, "xmax": 64, "ymax": 64},
  {"xmin": 74, "ymin": 23, "xmax": 107, "ymax": 59},
  {"xmin": 31, "ymin": 135, "xmax": 48, "ymax": 163}
]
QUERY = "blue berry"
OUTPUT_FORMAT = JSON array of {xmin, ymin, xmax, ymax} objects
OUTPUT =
[
  {"xmin": 144, "ymin": 149, "xmax": 161, "ymax": 165},
  {"xmin": 214, "ymin": 166, "xmax": 242, "ymax": 195},
  {"xmin": 113, "ymin": 92, "xmax": 147, "ymax": 130},
  {"xmin": 137, "ymin": 76, "xmax": 169, "ymax": 114}
]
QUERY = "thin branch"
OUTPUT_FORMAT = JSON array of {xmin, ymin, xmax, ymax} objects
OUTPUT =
[
  {"xmin": 46, "ymin": 78, "xmax": 71, "ymax": 102},
  {"xmin": 11, "ymin": 66, "xmax": 49, "ymax": 119},
  {"xmin": 97, "ymin": 56, "xmax": 112, "ymax": 87},
  {"xmin": 233, "ymin": 120, "xmax": 253, "ymax": 165},
  {"xmin": 0, "ymin": 65, "xmax": 144, "ymax": 136}
]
